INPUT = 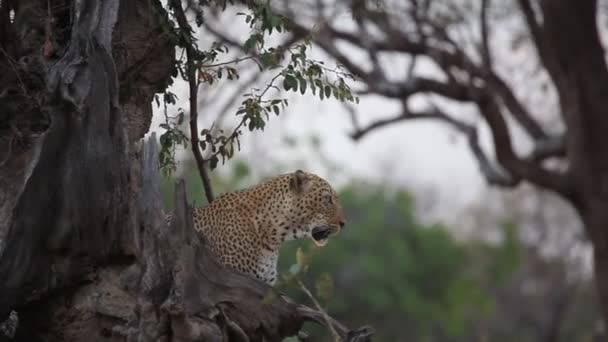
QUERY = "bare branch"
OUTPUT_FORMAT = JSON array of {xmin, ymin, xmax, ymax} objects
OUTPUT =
[
  {"xmin": 344, "ymin": 103, "xmax": 361, "ymax": 133},
  {"xmin": 406, "ymin": 54, "xmax": 418, "ymax": 80},
  {"xmin": 366, "ymin": 76, "xmax": 475, "ymax": 101},
  {"xmin": 297, "ymin": 280, "xmax": 340, "ymax": 342},
  {"xmin": 480, "ymin": 0, "xmax": 492, "ymax": 69},
  {"xmin": 351, "ymin": 103, "xmax": 517, "ymax": 186},
  {"xmin": 517, "ymin": 0, "xmax": 561, "ymax": 81},
  {"xmin": 286, "ymin": 5, "xmax": 572, "ymax": 196},
  {"xmin": 474, "ymin": 94, "xmax": 573, "ymax": 197},
  {"xmin": 530, "ymin": 135, "xmax": 565, "ymax": 162},
  {"xmin": 317, "ymin": 18, "xmax": 547, "ymax": 139},
  {"xmin": 303, "ymin": 22, "xmax": 550, "ymax": 141},
  {"xmin": 360, "ymin": 72, "xmax": 550, "ymax": 143},
  {"xmin": 289, "ymin": 298, "xmax": 374, "ymax": 342},
  {"xmin": 350, "ymin": 91, "xmax": 572, "ymax": 194},
  {"xmin": 517, "ymin": 0, "xmax": 542, "ymax": 43},
  {"xmin": 488, "ymin": 74, "xmax": 548, "ymax": 140}
]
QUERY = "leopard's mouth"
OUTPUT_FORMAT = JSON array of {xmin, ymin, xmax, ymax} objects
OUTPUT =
[{"xmin": 311, "ymin": 226, "xmax": 335, "ymax": 247}]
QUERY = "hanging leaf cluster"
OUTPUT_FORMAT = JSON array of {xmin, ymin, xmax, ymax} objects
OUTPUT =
[{"xmin": 157, "ymin": 0, "xmax": 359, "ymax": 173}]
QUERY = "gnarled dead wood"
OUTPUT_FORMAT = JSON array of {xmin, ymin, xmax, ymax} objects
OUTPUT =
[
  {"xmin": 127, "ymin": 136, "xmax": 373, "ymax": 341},
  {"xmin": 0, "ymin": 0, "xmax": 373, "ymax": 340}
]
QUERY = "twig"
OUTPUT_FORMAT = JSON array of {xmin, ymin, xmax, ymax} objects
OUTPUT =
[
  {"xmin": 344, "ymin": 103, "xmax": 360, "ymax": 133},
  {"xmin": 213, "ymin": 71, "xmax": 264, "ymax": 129},
  {"xmin": 203, "ymin": 56, "xmax": 256, "ymax": 68},
  {"xmin": 288, "ymin": 297, "xmax": 374, "ymax": 342},
  {"xmin": 296, "ymin": 280, "xmax": 340, "ymax": 342},
  {"xmin": 170, "ymin": 0, "xmax": 215, "ymax": 204},
  {"xmin": 480, "ymin": 0, "xmax": 492, "ymax": 70},
  {"xmin": 204, "ymin": 71, "xmax": 283, "ymax": 162}
]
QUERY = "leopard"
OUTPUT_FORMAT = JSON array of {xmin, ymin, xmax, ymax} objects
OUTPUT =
[{"xmin": 182, "ymin": 169, "xmax": 346, "ymax": 285}]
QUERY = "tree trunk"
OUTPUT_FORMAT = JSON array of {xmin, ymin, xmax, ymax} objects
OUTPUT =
[
  {"xmin": 540, "ymin": 0, "xmax": 608, "ymax": 330},
  {"xmin": 589, "ymin": 211, "xmax": 608, "ymax": 336},
  {"xmin": 0, "ymin": 0, "xmax": 372, "ymax": 340}
]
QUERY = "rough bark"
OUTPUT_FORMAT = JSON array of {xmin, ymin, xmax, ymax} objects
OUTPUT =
[
  {"xmin": 0, "ymin": 0, "xmax": 373, "ymax": 341},
  {"xmin": 535, "ymin": 0, "xmax": 608, "ymax": 326},
  {"xmin": 0, "ymin": 0, "xmax": 130, "ymax": 317}
]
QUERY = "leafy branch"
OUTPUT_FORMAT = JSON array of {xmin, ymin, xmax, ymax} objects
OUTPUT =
[
  {"xmin": 199, "ymin": 38, "xmax": 359, "ymax": 169},
  {"xmin": 157, "ymin": 0, "xmax": 359, "ymax": 188},
  {"xmin": 157, "ymin": 92, "xmax": 188, "ymax": 177}
]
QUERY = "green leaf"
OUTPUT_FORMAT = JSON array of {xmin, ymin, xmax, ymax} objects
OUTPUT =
[
  {"xmin": 164, "ymin": 92, "xmax": 177, "ymax": 105},
  {"xmin": 283, "ymin": 74, "xmax": 298, "ymax": 91},
  {"xmin": 315, "ymin": 273, "xmax": 334, "ymax": 301},
  {"xmin": 160, "ymin": 134, "xmax": 172, "ymax": 148},
  {"xmin": 296, "ymin": 247, "xmax": 306, "ymax": 268},
  {"xmin": 209, "ymin": 155, "xmax": 219, "ymax": 169},
  {"xmin": 298, "ymin": 77, "xmax": 307, "ymax": 94},
  {"xmin": 244, "ymin": 36, "xmax": 256, "ymax": 52},
  {"xmin": 260, "ymin": 52, "xmax": 274, "ymax": 68},
  {"xmin": 270, "ymin": 15, "xmax": 281, "ymax": 28}
]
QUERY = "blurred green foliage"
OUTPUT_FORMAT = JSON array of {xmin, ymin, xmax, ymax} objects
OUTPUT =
[{"xmin": 277, "ymin": 184, "xmax": 516, "ymax": 341}]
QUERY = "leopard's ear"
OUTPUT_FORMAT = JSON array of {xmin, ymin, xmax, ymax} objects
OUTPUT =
[{"xmin": 290, "ymin": 169, "xmax": 310, "ymax": 193}]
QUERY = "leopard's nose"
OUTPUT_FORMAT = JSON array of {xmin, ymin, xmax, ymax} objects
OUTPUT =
[{"xmin": 339, "ymin": 220, "xmax": 346, "ymax": 229}]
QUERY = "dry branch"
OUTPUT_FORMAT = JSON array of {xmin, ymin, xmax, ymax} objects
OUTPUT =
[
  {"xmin": 131, "ymin": 136, "xmax": 374, "ymax": 341},
  {"xmin": 285, "ymin": 1, "xmax": 572, "ymax": 196},
  {"xmin": 351, "ymin": 103, "xmax": 516, "ymax": 186}
]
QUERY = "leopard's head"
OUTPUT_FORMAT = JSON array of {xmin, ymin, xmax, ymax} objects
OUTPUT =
[{"xmin": 283, "ymin": 170, "xmax": 346, "ymax": 247}]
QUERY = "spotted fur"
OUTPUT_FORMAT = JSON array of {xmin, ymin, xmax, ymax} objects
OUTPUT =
[{"xmin": 184, "ymin": 170, "xmax": 345, "ymax": 285}]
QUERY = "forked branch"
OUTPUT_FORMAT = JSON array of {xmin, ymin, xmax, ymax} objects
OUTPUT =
[
  {"xmin": 351, "ymin": 103, "xmax": 517, "ymax": 186},
  {"xmin": 282, "ymin": 2, "xmax": 573, "ymax": 196}
]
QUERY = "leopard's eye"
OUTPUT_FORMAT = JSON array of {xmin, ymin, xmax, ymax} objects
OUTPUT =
[{"xmin": 322, "ymin": 192, "xmax": 333, "ymax": 207}]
